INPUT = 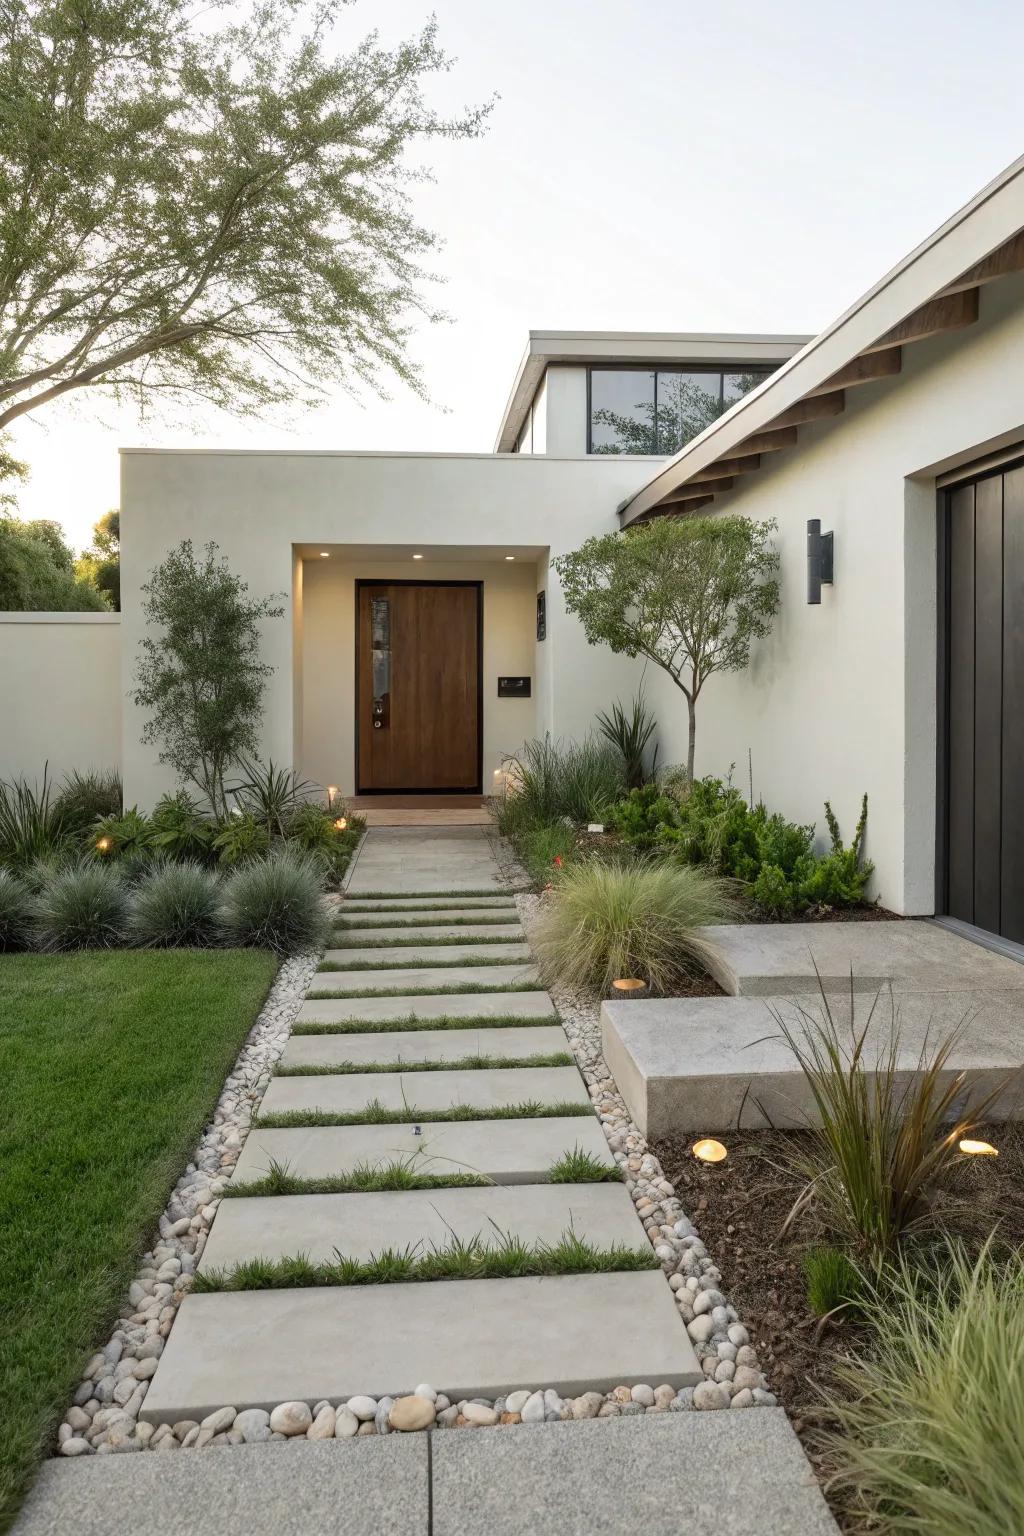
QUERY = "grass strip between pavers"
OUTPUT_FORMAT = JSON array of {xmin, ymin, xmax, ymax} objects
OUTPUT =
[
  {"xmin": 255, "ymin": 1099, "xmax": 593, "ymax": 1128},
  {"xmin": 341, "ymin": 902, "xmax": 519, "ymax": 915},
  {"xmin": 194, "ymin": 1232, "xmax": 658, "ymax": 1292},
  {"xmin": 318, "ymin": 953, "xmax": 531, "ymax": 972},
  {"xmin": 224, "ymin": 1145, "xmax": 620, "ymax": 1197},
  {"xmin": 275, "ymin": 1051, "xmax": 574, "ymax": 1076},
  {"xmin": 305, "ymin": 981, "xmax": 543, "ymax": 999},
  {"xmin": 327, "ymin": 932, "xmax": 525, "ymax": 949},
  {"xmin": 292, "ymin": 1012, "xmax": 560, "ymax": 1035},
  {"xmin": 345, "ymin": 888, "xmax": 527, "ymax": 900},
  {"xmin": 335, "ymin": 914, "xmax": 519, "ymax": 930}
]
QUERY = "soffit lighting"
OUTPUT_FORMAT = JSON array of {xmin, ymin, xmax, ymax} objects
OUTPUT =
[
  {"xmin": 412, "ymin": 553, "xmax": 424, "ymax": 560},
  {"xmin": 319, "ymin": 551, "xmax": 330, "ymax": 558},
  {"xmin": 505, "ymin": 555, "xmax": 515, "ymax": 561},
  {"xmin": 959, "ymin": 1138, "xmax": 998, "ymax": 1156},
  {"xmin": 692, "ymin": 1138, "xmax": 728, "ymax": 1163}
]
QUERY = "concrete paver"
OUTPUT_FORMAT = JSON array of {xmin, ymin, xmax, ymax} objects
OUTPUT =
[
  {"xmin": 330, "ymin": 922, "xmax": 525, "ymax": 942},
  {"xmin": 259, "ymin": 1064, "xmax": 590, "ymax": 1118},
  {"xmin": 309, "ymin": 962, "xmax": 539, "ymax": 994},
  {"xmin": 321, "ymin": 941, "xmax": 532, "ymax": 967},
  {"xmin": 280, "ymin": 1024, "xmax": 569, "ymax": 1069},
  {"xmin": 295, "ymin": 991, "xmax": 557, "ymax": 1025}
]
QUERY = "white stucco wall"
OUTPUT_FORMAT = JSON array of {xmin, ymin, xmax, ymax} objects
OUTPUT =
[
  {"xmin": 119, "ymin": 451, "xmax": 649, "ymax": 807},
  {"xmin": 0, "ymin": 613, "xmax": 122, "ymax": 783},
  {"xmin": 649, "ymin": 272, "xmax": 1024, "ymax": 914}
]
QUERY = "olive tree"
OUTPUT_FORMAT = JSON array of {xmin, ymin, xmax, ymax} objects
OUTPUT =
[
  {"xmin": 132, "ymin": 541, "xmax": 283, "ymax": 815},
  {"xmin": 554, "ymin": 516, "xmax": 780, "ymax": 781}
]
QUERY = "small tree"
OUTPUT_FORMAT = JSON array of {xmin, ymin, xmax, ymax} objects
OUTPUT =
[
  {"xmin": 554, "ymin": 516, "xmax": 780, "ymax": 781},
  {"xmin": 133, "ymin": 542, "xmax": 283, "ymax": 815}
]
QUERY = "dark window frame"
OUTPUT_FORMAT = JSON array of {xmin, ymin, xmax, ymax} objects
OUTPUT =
[{"xmin": 585, "ymin": 363, "xmax": 775, "ymax": 455}]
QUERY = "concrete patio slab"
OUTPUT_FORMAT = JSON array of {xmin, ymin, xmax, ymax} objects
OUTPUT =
[
  {"xmin": 231, "ymin": 1117, "xmax": 615, "ymax": 1186},
  {"xmin": 431, "ymin": 1410, "xmax": 837, "ymax": 1536},
  {"xmin": 309, "ymin": 962, "xmax": 539, "ymax": 994},
  {"xmin": 259, "ymin": 1064, "xmax": 589, "ymax": 1118},
  {"xmin": 321, "ymin": 941, "xmax": 533, "ymax": 967},
  {"xmin": 12, "ymin": 1436, "xmax": 428, "ymax": 1536},
  {"xmin": 602, "ymin": 991, "xmax": 1024, "ymax": 1136},
  {"xmin": 280, "ymin": 1024, "xmax": 569, "ymax": 1069},
  {"xmin": 332, "ymin": 922, "xmax": 525, "ymax": 942},
  {"xmin": 199, "ymin": 1183, "xmax": 643, "ymax": 1271},
  {"xmin": 346, "ymin": 826, "xmax": 507, "ymax": 895},
  {"xmin": 141, "ymin": 1272, "xmax": 700, "ymax": 1421},
  {"xmin": 704, "ymin": 919, "xmax": 1024, "ymax": 996},
  {"xmin": 295, "ymin": 991, "xmax": 557, "ymax": 1025}
]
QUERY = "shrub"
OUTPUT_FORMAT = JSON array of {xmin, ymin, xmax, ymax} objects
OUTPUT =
[
  {"xmin": 498, "ymin": 735, "xmax": 626, "ymax": 836},
  {"xmin": 211, "ymin": 812, "xmax": 271, "ymax": 865},
  {"xmin": 595, "ymin": 693, "xmax": 658, "ymax": 789},
  {"xmin": 218, "ymin": 851, "xmax": 329, "ymax": 955},
  {"xmin": 0, "ymin": 767, "xmax": 69, "ymax": 868},
  {"xmin": 798, "ymin": 794, "xmax": 874, "ymax": 909},
  {"xmin": 53, "ymin": 769, "xmax": 122, "ymax": 834},
  {"xmin": 128, "ymin": 862, "xmax": 222, "ymax": 948},
  {"xmin": 776, "ymin": 985, "xmax": 1006, "ymax": 1263},
  {"xmin": 0, "ymin": 868, "xmax": 32, "ymax": 951},
  {"xmin": 91, "ymin": 807, "xmax": 153, "ymax": 860},
  {"xmin": 609, "ymin": 782, "xmax": 681, "ymax": 849},
  {"xmin": 533, "ymin": 858, "xmax": 733, "ymax": 995},
  {"xmin": 820, "ymin": 1242, "xmax": 1024, "ymax": 1535},
  {"xmin": 803, "ymin": 1244, "xmax": 863, "ymax": 1318},
  {"xmin": 33, "ymin": 864, "xmax": 128, "ymax": 951},
  {"xmin": 149, "ymin": 791, "xmax": 215, "ymax": 861},
  {"xmin": 231, "ymin": 757, "xmax": 318, "ymax": 837}
]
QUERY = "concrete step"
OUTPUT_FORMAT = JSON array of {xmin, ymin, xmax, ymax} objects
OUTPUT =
[
  {"xmin": 280, "ymin": 1025, "xmax": 569, "ymax": 1071},
  {"xmin": 295, "ymin": 992, "xmax": 557, "ymax": 1026},
  {"xmin": 341, "ymin": 898, "xmax": 518, "ymax": 913},
  {"xmin": 141, "ymin": 1272, "xmax": 701, "ymax": 1421},
  {"xmin": 601, "ymin": 991, "xmax": 1024, "ymax": 1137},
  {"xmin": 259, "ymin": 1065, "xmax": 590, "ymax": 1120},
  {"xmin": 321, "ymin": 942, "xmax": 533, "ymax": 968},
  {"xmin": 331, "ymin": 923, "xmax": 526, "ymax": 943},
  {"xmin": 309, "ymin": 963, "xmax": 540, "ymax": 995},
  {"xmin": 200, "ymin": 1183, "xmax": 643, "ymax": 1272},
  {"xmin": 231, "ymin": 1116, "xmax": 615, "ymax": 1186},
  {"xmin": 338, "ymin": 907, "xmax": 519, "ymax": 925}
]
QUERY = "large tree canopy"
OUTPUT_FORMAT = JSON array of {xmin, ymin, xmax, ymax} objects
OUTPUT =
[
  {"xmin": 0, "ymin": 514, "xmax": 108, "ymax": 608},
  {"xmin": 554, "ymin": 516, "xmax": 780, "ymax": 781},
  {"xmin": 0, "ymin": 0, "xmax": 489, "ymax": 438}
]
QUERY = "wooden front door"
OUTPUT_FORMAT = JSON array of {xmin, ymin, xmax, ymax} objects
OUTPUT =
[{"xmin": 356, "ymin": 581, "xmax": 482, "ymax": 793}]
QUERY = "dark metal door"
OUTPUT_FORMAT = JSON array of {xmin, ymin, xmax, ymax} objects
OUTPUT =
[{"xmin": 943, "ymin": 462, "xmax": 1024, "ymax": 940}]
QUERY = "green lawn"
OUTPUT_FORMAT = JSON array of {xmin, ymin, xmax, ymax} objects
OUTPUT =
[{"xmin": 0, "ymin": 948, "xmax": 279, "ymax": 1532}]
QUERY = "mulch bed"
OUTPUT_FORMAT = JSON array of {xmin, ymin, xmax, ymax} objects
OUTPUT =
[{"xmin": 652, "ymin": 1121, "xmax": 1024, "ymax": 1524}]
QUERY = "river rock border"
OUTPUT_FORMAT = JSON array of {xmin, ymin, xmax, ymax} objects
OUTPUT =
[{"xmin": 55, "ymin": 887, "xmax": 772, "ymax": 1459}]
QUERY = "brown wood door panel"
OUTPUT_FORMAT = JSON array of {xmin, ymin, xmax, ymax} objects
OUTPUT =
[{"xmin": 357, "ymin": 582, "xmax": 481, "ymax": 792}]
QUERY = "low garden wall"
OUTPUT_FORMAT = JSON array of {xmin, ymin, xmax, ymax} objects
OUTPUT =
[{"xmin": 0, "ymin": 613, "xmax": 122, "ymax": 782}]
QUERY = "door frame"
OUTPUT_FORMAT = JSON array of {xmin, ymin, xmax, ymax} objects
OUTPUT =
[
  {"xmin": 935, "ymin": 445, "xmax": 1024, "ymax": 918},
  {"xmin": 354, "ymin": 578, "xmax": 484, "ymax": 796}
]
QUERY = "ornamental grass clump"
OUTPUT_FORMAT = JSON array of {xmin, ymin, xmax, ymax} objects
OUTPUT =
[
  {"xmin": 0, "ymin": 868, "xmax": 32, "ymax": 951},
  {"xmin": 218, "ymin": 850, "xmax": 329, "ymax": 956},
  {"xmin": 32, "ymin": 863, "xmax": 128, "ymax": 951},
  {"xmin": 819, "ymin": 1241, "xmax": 1024, "ymax": 1536},
  {"xmin": 127, "ymin": 861, "xmax": 222, "ymax": 948},
  {"xmin": 776, "ymin": 982, "xmax": 1007, "ymax": 1263},
  {"xmin": 533, "ymin": 858, "xmax": 734, "ymax": 995}
]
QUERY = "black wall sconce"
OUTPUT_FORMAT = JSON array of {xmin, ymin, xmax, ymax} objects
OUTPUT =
[{"xmin": 806, "ymin": 519, "xmax": 834, "ymax": 604}]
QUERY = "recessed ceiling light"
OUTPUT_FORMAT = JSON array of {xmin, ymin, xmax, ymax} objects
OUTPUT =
[
  {"xmin": 505, "ymin": 555, "xmax": 515, "ymax": 561},
  {"xmin": 412, "ymin": 553, "xmax": 424, "ymax": 560},
  {"xmin": 319, "ymin": 551, "xmax": 330, "ymax": 558}
]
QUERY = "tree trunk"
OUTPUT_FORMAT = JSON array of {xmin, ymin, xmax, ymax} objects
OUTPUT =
[{"xmin": 687, "ymin": 695, "xmax": 697, "ymax": 783}]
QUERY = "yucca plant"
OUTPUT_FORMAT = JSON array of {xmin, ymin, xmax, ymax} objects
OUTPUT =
[
  {"xmin": 0, "ymin": 867, "xmax": 32, "ymax": 951},
  {"xmin": 775, "ymin": 981, "xmax": 1008, "ymax": 1262},
  {"xmin": 218, "ymin": 849, "xmax": 329, "ymax": 955},
  {"xmin": 32, "ymin": 863, "xmax": 128, "ymax": 950},
  {"xmin": 596, "ymin": 692, "xmax": 659, "ymax": 790},
  {"xmin": 532, "ymin": 857, "xmax": 733, "ymax": 994},
  {"xmin": 0, "ymin": 766, "xmax": 69, "ymax": 868},
  {"xmin": 127, "ymin": 861, "xmax": 222, "ymax": 947},
  {"xmin": 229, "ymin": 757, "xmax": 318, "ymax": 837},
  {"xmin": 819, "ymin": 1240, "xmax": 1024, "ymax": 1535}
]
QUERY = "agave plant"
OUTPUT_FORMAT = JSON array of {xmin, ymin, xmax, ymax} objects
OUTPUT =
[{"xmin": 596, "ymin": 692, "xmax": 659, "ymax": 790}]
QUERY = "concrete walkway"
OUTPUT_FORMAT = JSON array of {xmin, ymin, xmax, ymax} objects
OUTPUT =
[{"xmin": 141, "ymin": 828, "xmax": 701, "ymax": 1420}]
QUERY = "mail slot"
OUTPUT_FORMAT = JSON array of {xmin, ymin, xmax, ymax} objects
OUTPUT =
[{"xmin": 498, "ymin": 676, "xmax": 531, "ymax": 698}]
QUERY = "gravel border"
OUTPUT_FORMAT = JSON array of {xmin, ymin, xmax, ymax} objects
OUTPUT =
[{"xmin": 54, "ymin": 872, "xmax": 773, "ymax": 1459}]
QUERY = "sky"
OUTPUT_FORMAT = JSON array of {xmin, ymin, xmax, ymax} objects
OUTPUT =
[{"xmin": 10, "ymin": 0, "xmax": 1024, "ymax": 551}]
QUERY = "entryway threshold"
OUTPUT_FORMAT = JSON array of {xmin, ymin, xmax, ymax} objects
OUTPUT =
[
  {"xmin": 929, "ymin": 915, "xmax": 1024, "ymax": 968},
  {"xmin": 348, "ymin": 796, "xmax": 489, "ymax": 828}
]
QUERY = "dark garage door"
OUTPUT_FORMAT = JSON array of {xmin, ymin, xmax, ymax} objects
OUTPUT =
[{"xmin": 944, "ymin": 460, "xmax": 1024, "ymax": 941}]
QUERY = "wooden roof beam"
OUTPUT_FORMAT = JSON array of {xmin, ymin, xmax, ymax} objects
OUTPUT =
[
  {"xmin": 805, "ymin": 347, "xmax": 902, "ymax": 398},
  {"xmin": 659, "ymin": 478, "xmax": 733, "ymax": 505},
  {"xmin": 734, "ymin": 425, "xmax": 798, "ymax": 456},
  {"xmin": 768, "ymin": 390, "xmax": 845, "ymax": 428},
  {"xmin": 939, "ymin": 230, "xmax": 1024, "ymax": 297},
  {"xmin": 655, "ymin": 496, "xmax": 714, "ymax": 518},
  {"xmin": 697, "ymin": 453, "xmax": 761, "ymax": 481},
  {"xmin": 861, "ymin": 288, "xmax": 978, "ymax": 354}
]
